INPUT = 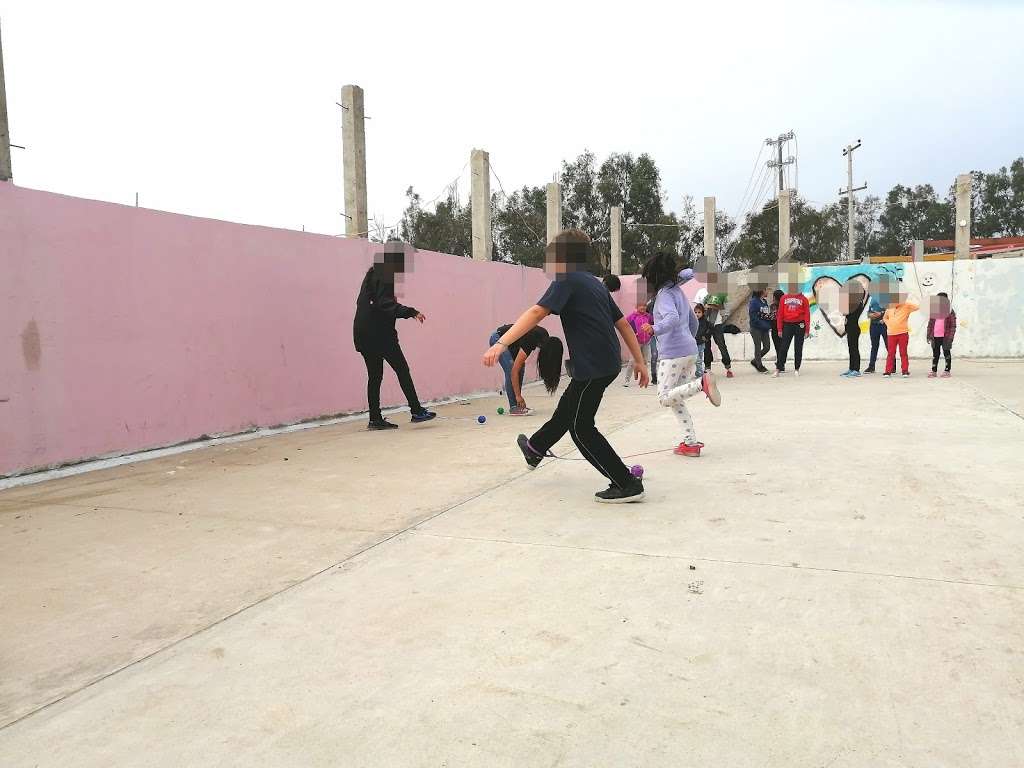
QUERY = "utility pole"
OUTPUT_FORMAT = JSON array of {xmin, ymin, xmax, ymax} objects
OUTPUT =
[
  {"xmin": 0, "ymin": 19, "xmax": 13, "ymax": 182},
  {"xmin": 610, "ymin": 206, "xmax": 622, "ymax": 275},
  {"xmin": 765, "ymin": 130, "xmax": 795, "ymax": 195},
  {"xmin": 703, "ymin": 196, "xmax": 718, "ymax": 272},
  {"xmin": 778, "ymin": 190, "xmax": 791, "ymax": 261},
  {"xmin": 839, "ymin": 140, "xmax": 867, "ymax": 261},
  {"xmin": 954, "ymin": 173, "xmax": 971, "ymax": 260},
  {"xmin": 546, "ymin": 182, "xmax": 562, "ymax": 243},
  {"xmin": 340, "ymin": 84, "xmax": 368, "ymax": 238},
  {"xmin": 470, "ymin": 148, "xmax": 492, "ymax": 261}
]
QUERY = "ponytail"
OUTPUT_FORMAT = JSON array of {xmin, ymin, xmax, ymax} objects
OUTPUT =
[{"xmin": 537, "ymin": 336, "xmax": 564, "ymax": 394}]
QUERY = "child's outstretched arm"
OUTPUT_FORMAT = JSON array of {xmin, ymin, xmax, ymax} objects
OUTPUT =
[
  {"xmin": 614, "ymin": 318, "xmax": 649, "ymax": 388},
  {"xmin": 482, "ymin": 305, "xmax": 549, "ymax": 367}
]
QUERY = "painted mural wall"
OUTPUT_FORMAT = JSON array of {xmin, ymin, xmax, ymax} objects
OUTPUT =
[
  {"xmin": 682, "ymin": 259, "xmax": 1024, "ymax": 362},
  {"xmin": 0, "ymin": 184, "xmax": 562, "ymax": 477}
]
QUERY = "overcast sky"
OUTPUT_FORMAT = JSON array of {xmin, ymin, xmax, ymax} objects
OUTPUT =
[{"xmin": 4, "ymin": 0, "xmax": 1023, "ymax": 238}]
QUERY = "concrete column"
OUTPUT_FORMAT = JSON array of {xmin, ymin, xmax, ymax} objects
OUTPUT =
[
  {"xmin": 610, "ymin": 206, "xmax": 622, "ymax": 275},
  {"xmin": 954, "ymin": 173, "xmax": 971, "ymax": 260},
  {"xmin": 546, "ymin": 182, "xmax": 562, "ymax": 243},
  {"xmin": 0, "ymin": 20, "xmax": 12, "ymax": 182},
  {"xmin": 703, "ymin": 196, "xmax": 717, "ymax": 272},
  {"xmin": 912, "ymin": 239, "xmax": 925, "ymax": 261},
  {"xmin": 778, "ymin": 189, "xmax": 792, "ymax": 261},
  {"xmin": 471, "ymin": 148, "xmax": 492, "ymax": 261},
  {"xmin": 341, "ymin": 84, "xmax": 368, "ymax": 238}
]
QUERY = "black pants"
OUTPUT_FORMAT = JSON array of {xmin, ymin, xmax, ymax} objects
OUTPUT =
[
  {"xmin": 708, "ymin": 326, "xmax": 731, "ymax": 369},
  {"xmin": 529, "ymin": 374, "xmax": 631, "ymax": 488},
  {"xmin": 360, "ymin": 344, "xmax": 423, "ymax": 421},
  {"xmin": 750, "ymin": 328, "xmax": 770, "ymax": 370},
  {"xmin": 777, "ymin": 322, "xmax": 805, "ymax": 371},
  {"xmin": 931, "ymin": 337, "xmax": 952, "ymax": 372},
  {"xmin": 867, "ymin": 323, "xmax": 887, "ymax": 370},
  {"xmin": 770, "ymin": 328, "xmax": 783, "ymax": 369},
  {"xmin": 847, "ymin": 324, "xmax": 861, "ymax": 372}
]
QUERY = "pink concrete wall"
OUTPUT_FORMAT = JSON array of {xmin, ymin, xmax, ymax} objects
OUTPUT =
[{"xmin": 0, "ymin": 184, "xmax": 562, "ymax": 476}]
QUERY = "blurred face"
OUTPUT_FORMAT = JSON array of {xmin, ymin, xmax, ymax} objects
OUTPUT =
[
  {"xmin": 636, "ymin": 304, "xmax": 647, "ymax": 314},
  {"xmin": 872, "ymin": 275, "xmax": 897, "ymax": 305},
  {"xmin": 695, "ymin": 306, "xmax": 704, "ymax": 318},
  {"xmin": 930, "ymin": 295, "xmax": 951, "ymax": 317}
]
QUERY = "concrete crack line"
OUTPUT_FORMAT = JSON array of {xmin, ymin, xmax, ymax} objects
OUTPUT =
[
  {"xmin": 0, "ymin": 404, "xmax": 669, "ymax": 730},
  {"xmin": 0, "ymin": 465, "xmax": 542, "ymax": 732},
  {"xmin": 958, "ymin": 380, "xmax": 1024, "ymax": 423},
  {"xmin": 1, "ymin": 501, "xmax": 388, "ymax": 536},
  {"xmin": 409, "ymin": 531, "xmax": 1024, "ymax": 591}
]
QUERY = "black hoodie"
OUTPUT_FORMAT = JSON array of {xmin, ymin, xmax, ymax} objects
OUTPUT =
[{"xmin": 353, "ymin": 266, "xmax": 419, "ymax": 353}]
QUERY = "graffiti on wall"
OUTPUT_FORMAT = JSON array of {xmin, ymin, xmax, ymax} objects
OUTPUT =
[{"xmin": 801, "ymin": 263, "xmax": 905, "ymax": 339}]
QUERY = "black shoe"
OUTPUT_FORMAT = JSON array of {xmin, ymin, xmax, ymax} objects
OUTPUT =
[
  {"xmin": 410, "ymin": 410, "xmax": 436, "ymax": 423},
  {"xmin": 517, "ymin": 434, "xmax": 543, "ymax": 470},
  {"xmin": 864, "ymin": 367, "xmax": 875, "ymax": 374},
  {"xmin": 595, "ymin": 478, "xmax": 645, "ymax": 504},
  {"xmin": 368, "ymin": 418, "xmax": 398, "ymax": 430}
]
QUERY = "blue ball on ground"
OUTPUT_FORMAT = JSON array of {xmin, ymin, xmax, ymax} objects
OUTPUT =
[
  {"xmin": 630, "ymin": 464, "xmax": 644, "ymax": 478},
  {"xmin": 477, "ymin": 415, "xmax": 487, "ymax": 424}
]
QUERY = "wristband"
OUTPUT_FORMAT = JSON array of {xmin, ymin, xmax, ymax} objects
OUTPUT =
[{"xmin": 496, "ymin": 340, "xmax": 508, "ymax": 349}]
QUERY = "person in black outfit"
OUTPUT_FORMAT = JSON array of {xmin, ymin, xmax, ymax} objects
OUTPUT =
[
  {"xmin": 841, "ymin": 286, "xmax": 865, "ymax": 377},
  {"xmin": 769, "ymin": 289, "xmax": 784, "ymax": 371},
  {"xmin": 483, "ymin": 230, "xmax": 650, "ymax": 504},
  {"xmin": 353, "ymin": 247, "xmax": 436, "ymax": 430},
  {"xmin": 645, "ymin": 296, "xmax": 659, "ymax": 384}
]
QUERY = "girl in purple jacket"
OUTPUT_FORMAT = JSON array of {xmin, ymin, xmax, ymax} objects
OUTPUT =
[{"xmin": 640, "ymin": 254, "xmax": 723, "ymax": 458}]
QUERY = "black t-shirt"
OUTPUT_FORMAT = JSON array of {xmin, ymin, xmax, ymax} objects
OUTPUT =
[
  {"xmin": 496, "ymin": 324, "xmax": 545, "ymax": 361},
  {"xmin": 537, "ymin": 271, "xmax": 623, "ymax": 380}
]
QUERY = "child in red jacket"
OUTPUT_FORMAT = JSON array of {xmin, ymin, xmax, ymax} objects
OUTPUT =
[{"xmin": 772, "ymin": 289, "xmax": 810, "ymax": 377}]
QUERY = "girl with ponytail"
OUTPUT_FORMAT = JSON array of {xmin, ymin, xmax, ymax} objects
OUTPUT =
[{"xmin": 487, "ymin": 323, "xmax": 564, "ymax": 414}]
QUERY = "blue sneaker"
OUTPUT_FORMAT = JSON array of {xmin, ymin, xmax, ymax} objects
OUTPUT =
[
  {"xmin": 410, "ymin": 410, "xmax": 437, "ymax": 423},
  {"xmin": 840, "ymin": 370, "xmax": 852, "ymax": 377},
  {"xmin": 847, "ymin": 370, "xmax": 861, "ymax": 377}
]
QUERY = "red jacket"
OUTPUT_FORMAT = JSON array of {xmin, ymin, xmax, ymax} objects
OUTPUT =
[{"xmin": 777, "ymin": 293, "xmax": 810, "ymax": 335}]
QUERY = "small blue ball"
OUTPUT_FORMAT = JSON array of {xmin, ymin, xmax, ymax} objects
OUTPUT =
[{"xmin": 477, "ymin": 415, "xmax": 486, "ymax": 424}]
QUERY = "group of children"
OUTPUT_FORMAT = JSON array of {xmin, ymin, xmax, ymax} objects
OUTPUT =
[
  {"xmin": 358, "ymin": 238, "xmax": 957, "ymax": 507},
  {"xmin": 482, "ymin": 232, "xmax": 723, "ymax": 504},
  {"xmin": 846, "ymin": 289, "xmax": 957, "ymax": 378},
  {"xmin": 734, "ymin": 281, "xmax": 958, "ymax": 380}
]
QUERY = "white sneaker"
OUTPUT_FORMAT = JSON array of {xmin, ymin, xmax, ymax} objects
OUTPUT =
[
  {"xmin": 794, "ymin": 370, "xmax": 800, "ymax": 378},
  {"xmin": 772, "ymin": 370, "xmax": 780, "ymax": 378}
]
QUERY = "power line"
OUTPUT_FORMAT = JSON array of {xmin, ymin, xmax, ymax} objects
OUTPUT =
[
  {"xmin": 765, "ymin": 130, "xmax": 796, "ymax": 196},
  {"xmin": 489, "ymin": 161, "xmax": 545, "ymax": 245}
]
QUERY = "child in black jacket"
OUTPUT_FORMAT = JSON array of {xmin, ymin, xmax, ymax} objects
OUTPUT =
[{"xmin": 694, "ymin": 303, "xmax": 711, "ymax": 377}]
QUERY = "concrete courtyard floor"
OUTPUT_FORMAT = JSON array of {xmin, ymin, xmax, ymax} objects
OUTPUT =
[{"xmin": 1, "ymin": 359, "xmax": 1023, "ymax": 767}]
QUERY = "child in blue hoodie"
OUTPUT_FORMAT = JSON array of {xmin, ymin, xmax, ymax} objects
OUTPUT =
[
  {"xmin": 640, "ymin": 255, "xmax": 722, "ymax": 458},
  {"xmin": 747, "ymin": 289, "xmax": 772, "ymax": 373}
]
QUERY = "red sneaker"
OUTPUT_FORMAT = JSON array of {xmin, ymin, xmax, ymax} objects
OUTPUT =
[
  {"xmin": 674, "ymin": 443, "xmax": 702, "ymax": 457},
  {"xmin": 701, "ymin": 372, "xmax": 722, "ymax": 407},
  {"xmin": 927, "ymin": 371, "xmax": 937, "ymax": 378},
  {"xmin": 725, "ymin": 369, "xmax": 734, "ymax": 378}
]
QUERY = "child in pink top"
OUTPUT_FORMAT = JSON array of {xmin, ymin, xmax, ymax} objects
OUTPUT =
[
  {"xmin": 623, "ymin": 304, "xmax": 653, "ymax": 386},
  {"xmin": 926, "ymin": 292, "xmax": 957, "ymax": 377}
]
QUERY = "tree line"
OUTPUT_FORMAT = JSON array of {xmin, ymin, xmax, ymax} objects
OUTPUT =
[{"xmin": 394, "ymin": 152, "xmax": 1024, "ymax": 272}]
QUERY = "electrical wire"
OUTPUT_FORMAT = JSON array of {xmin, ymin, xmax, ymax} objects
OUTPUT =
[{"xmin": 489, "ymin": 161, "xmax": 545, "ymax": 245}]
